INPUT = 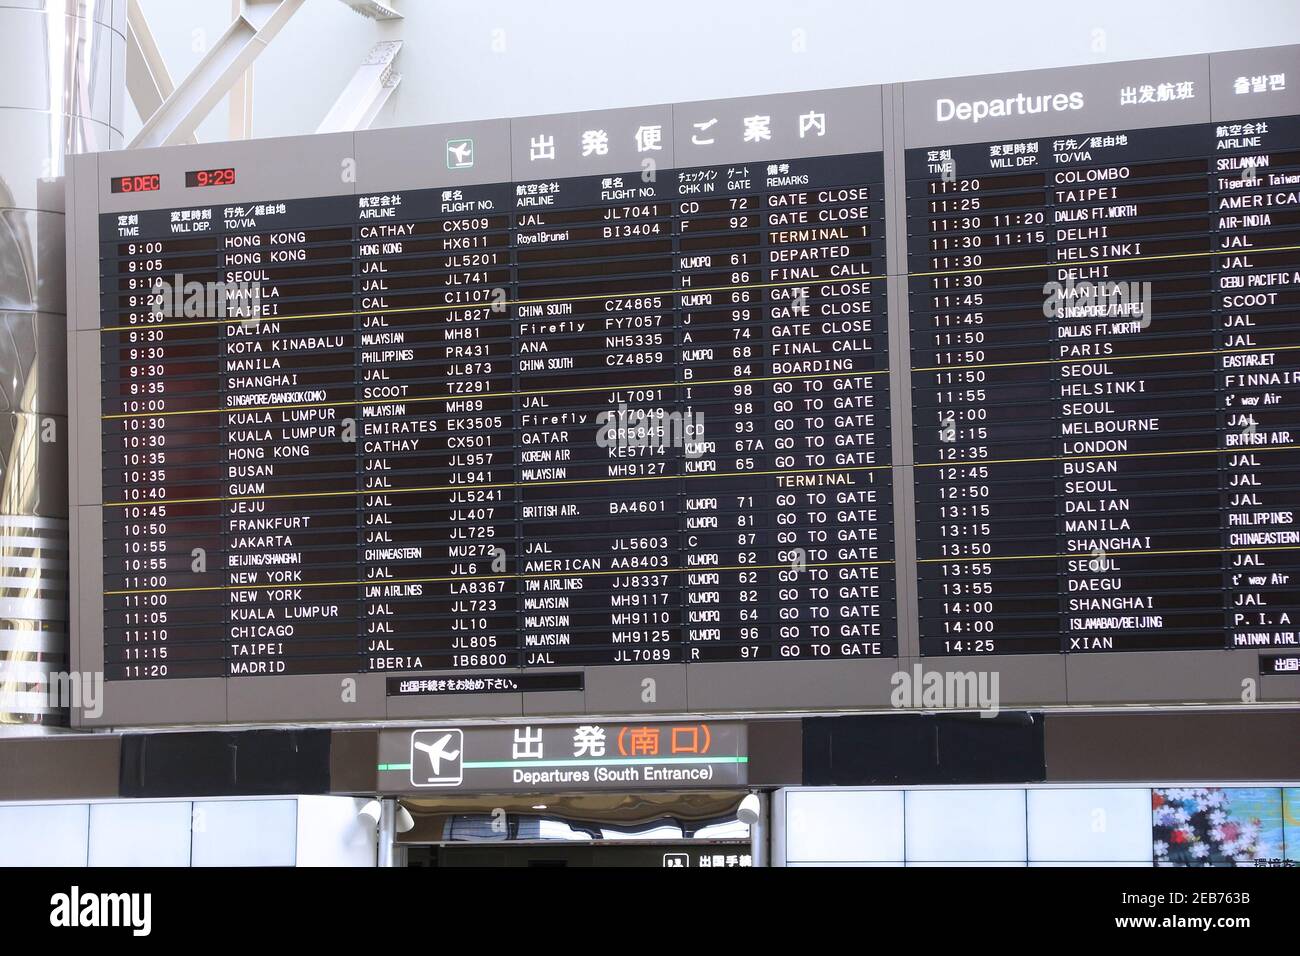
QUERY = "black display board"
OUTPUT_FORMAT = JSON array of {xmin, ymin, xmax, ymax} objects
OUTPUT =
[{"xmin": 66, "ymin": 46, "xmax": 1300, "ymax": 725}]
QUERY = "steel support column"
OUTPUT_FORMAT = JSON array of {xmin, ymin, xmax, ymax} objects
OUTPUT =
[
  {"xmin": 750, "ymin": 792, "xmax": 770, "ymax": 866},
  {"xmin": 377, "ymin": 798, "xmax": 398, "ymax": 867}
]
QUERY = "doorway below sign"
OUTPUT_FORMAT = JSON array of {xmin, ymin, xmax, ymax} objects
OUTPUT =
[{"xmin": 398, "ymin": 790, "xmax": 754, "ymax": 868}]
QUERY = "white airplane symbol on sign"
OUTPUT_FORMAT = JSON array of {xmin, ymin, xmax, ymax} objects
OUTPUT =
[{"xmin": 413, "ymin": 733, "xmax": 461, "ymax": 774}]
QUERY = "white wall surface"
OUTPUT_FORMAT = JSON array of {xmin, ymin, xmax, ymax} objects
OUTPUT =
[
  {"xmin": 904, "ymin": 789, "xmax": 1029, "ymax": 863},
  {"xmin": 776, "ymin": 786, "xmax": 1173, "ymax": 866},
  {"xmin": 1026, "ymin": 788, "xmax": 1153, "ymax": 863},
  {"xmin": 0, "ymin": 796, "xmax": 374, "ymax": 866},
  {"xmin": 0, "ymin": 804, "xmax": 90, "ymax": 867},
  {"xmin": 191, "ymin": 799, "xmax": 298, "ymax": 866},
  {"xmin": 294, "ymin": 795, "xmax": 376, "ymax": 867},
  {"xmin": 88, "ymin": 801, "xmax": 193, "ymax": 866},
  {"xmin": 782, "ymin": 789, "xmax": 905, "ymax": 863},
  {"xmin": 129, "ymin": 0, "xmax": 1300, "ymax": 142}
]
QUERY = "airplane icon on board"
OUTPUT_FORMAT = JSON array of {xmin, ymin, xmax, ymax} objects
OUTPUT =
[
  {"xmin": 446, "ymin": 139, "xmax": 474, "ymax": 169},
  {"xmin": 410, "ymin": 729, "xmax": 464, "ymax": 786}
]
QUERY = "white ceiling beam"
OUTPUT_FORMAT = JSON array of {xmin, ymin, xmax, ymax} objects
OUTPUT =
[
  {"xmin": 129, "ymin": 0, "xmax": 307, "ymax": 149},
  {"xmin": 125, "ymin": 0, "xmax": 196, "ymax": 144},
  {"xmin": 357, "ymin": 70, "xmax": 401, "ymax": 130},
  {"xmin": 315, "ymin": 40, "xmax": 402, "ymax": 133},
  {"xmin": 337, "ymin": 0, "xmax": 403, "ymax": 21},
  {"xmin": 228, "ymin": 0, "xmax": 255, "ymax": 140}
]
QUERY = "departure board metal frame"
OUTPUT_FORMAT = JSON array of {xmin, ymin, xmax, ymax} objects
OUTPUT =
[{"xmin": 67, "ymin": 45, "xmax": 1300, "ymax": 728}]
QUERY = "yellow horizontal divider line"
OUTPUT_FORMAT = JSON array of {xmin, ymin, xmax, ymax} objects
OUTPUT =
[
  {"xmin": 98, "ymin": 241, "xmax": 1300, "ymax": 336},
  {"xmin": 103, "ymin": 441, "xmax": 1300, "ymax": 508},
  {"xmin": 98, "ymin": 264, "xmax": 1300, "ymax": 424},
  {"xmin": 104, "ymin": 558, "xmax": 896, "ymax": 597},
  {"xmin": 918, "ymin": 544, "xmax": 1300, "ymax": 564},
  {"xmin": 911, "ymin": 342, "xmax": 1300, "ymax": 375},
  {"xmin": 106, "ymin": 540, "xmax": 1300, "ymax": 596},
  {"xmin": 904, "ymin": 241, "xmax": 1300, "ymax": 279},
  {"xmin": 103, "ymin": 462, "xmax": 892, "ymax": 508},
  {"xmin": 914, "ymin": 442, "xmax": 1300, "ymax": 469},
  {"xmin": 97, "ymin": 340, "xmax": 1300, "ymax": 423},
  {"xmin": 98, "ymin": 273, "xmax": 888, "ymax": 334},
  {"xmin": 102, "ymin": 366, "xmax": 888, "ymax": 421}
]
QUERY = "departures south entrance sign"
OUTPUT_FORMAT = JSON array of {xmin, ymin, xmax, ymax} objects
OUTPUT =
[{"xmin": 378, "ymin": 721, "xmax": 747, "ymax": 792}]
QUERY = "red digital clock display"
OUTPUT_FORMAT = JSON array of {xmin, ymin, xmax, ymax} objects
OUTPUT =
[
  {"xmin": 186, "ymin": 168, "xmax": 236, "ymax": 188},
  {"xmin": 110, "ymin": 174, "xmax": 161, "ymax": 194}
]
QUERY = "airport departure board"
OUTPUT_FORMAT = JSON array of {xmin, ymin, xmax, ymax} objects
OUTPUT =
[
  {"xmin": 67, "ymin": 45, "xmax": 1300, "ymax": 727},
  {"xmin": 907, "ymin": 108, "xmax": 1300, "ymax": 658}
]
